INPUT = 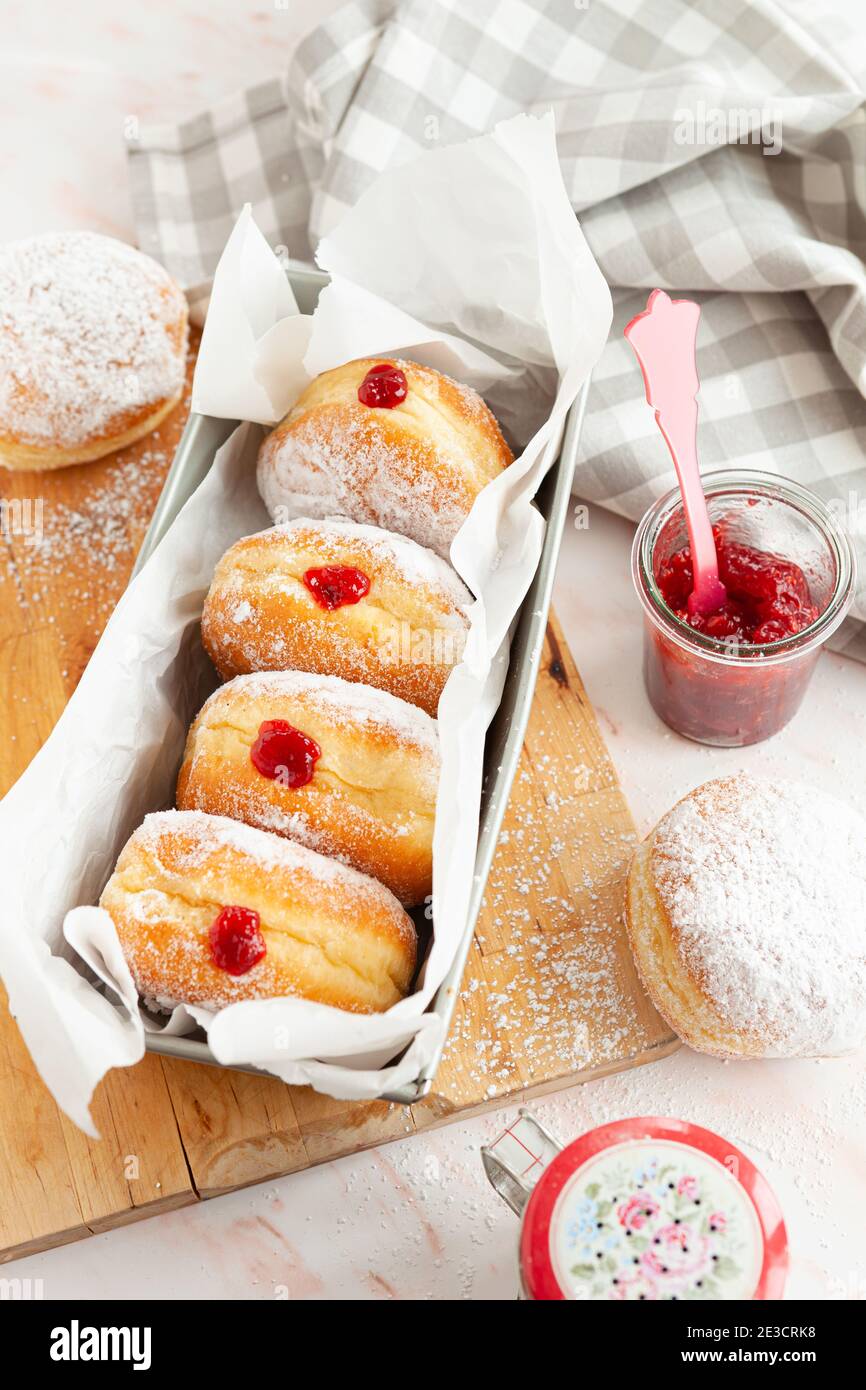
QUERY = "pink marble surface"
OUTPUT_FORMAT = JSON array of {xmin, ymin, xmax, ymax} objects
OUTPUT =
[{"xmin": 4, "ymin": 0, "xmax": 865, "ymax": 1301}]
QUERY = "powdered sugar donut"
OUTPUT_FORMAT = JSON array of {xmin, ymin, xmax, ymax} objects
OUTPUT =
[
  {"xmin": 101, "ymin": 810, "xmax": 416, "ymax": 1014},
  {"xmin": 177, "ymin": 670, "xmax": 439, "ymax": 905},
  {"xmin": 201, "ymin": 517, "xmax": 473, "ymax": 715},
  {"xmin": 256, "ymin": 357, "xmax": 513, "ymax": 559},
  {"xmin": 625, "ymin": 775, "xmax": 866, "ymax": 1058},
  {"xmin": 0, "ymin": 231, "xmax": 188, "ymax": 470}
]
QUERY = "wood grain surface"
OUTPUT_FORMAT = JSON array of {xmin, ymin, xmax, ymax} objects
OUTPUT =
[{"xmin": 0, "ymin": 349, "xmax": 676, "ymax": 1262}]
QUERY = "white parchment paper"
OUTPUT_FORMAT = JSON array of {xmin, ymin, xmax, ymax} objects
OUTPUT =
[{"xmin": 0, "ymin": 113, "xmax": 611, "ymax": 1134}]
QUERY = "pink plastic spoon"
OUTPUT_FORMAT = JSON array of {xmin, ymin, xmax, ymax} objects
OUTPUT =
[{"xmin": 624, "ymin": 290, "xmax": 727, "ymax": 619}]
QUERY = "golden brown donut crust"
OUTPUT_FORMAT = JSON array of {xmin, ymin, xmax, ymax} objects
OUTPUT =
[
  {"xmin": 256, "ymin": 357, "xmax": 513, "ymax": 558},
  {"xmin": 0, "ymin": 231, "xmax": 188, "ymax": 470},
  {"xmin": 625, "ymin": 828, "xmax": 763, "ymax": 1059},
  {"xmin": 101, "ymin": 811, "xmax": 417, "ymax": 1014},
  {"xmin": 201, "ymin": 519, "xmax": 472, "ymax": 715},
  {"xmin": 177, "ymin": 670, "xmax": 439, "ymax": 906},
  {"xmin": 0, "ymin": 391, "xmax": 186, "ymax": 471}
]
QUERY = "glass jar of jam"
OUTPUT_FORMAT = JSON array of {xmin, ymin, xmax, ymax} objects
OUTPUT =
[{"xmin": 631, "ymin": 469, "xmax": 856, "ymax": 747}]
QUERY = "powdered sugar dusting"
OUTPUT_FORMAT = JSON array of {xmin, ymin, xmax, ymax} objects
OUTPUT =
[
  {"xmin": 137, "ymin": 808, "xmax": 407, "ymax": 911},
  {"xmin": 0, "ymin": 231, "xmax": 187, "ymax": 448},
  {"xmin": 432, "ymin": 740, "xmax": 655, "ymax": 1100},
  {"xmin": 258, "ymin": 413, "xmax": 470, "ymax": 561},
  {"xmin": 204, "ymin": 669, "xmax": 440, "ymax": 759},
  {"xmin": 263, "ymin": 517, "xmax": 473, "ymax": 615},
  {"xmin": 653, "ymin": 776, "xmax": 866, "ymax": 1056}
]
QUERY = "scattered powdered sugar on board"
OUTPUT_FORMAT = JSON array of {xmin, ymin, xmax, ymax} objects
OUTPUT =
[
  {"xmin": 0, "ymin": 334, "xmax": 195, "ymax": 699},
  {"xmin": 10, "ymin": 451, "xmax": 167, "ymax": 576},
  {"xmin": 433, "ymin": 732, "xmax": 651, "ymax": 1101},
  {"xmin": 653, "ymin": 775, "xmax": 866, "ymax": 1056},
  {"xmin": 0, "ymin": 231, "xmax": 186, "ymax": 447},
  {"xmin": 206, "ymin": 669, "xmax": 440, "ymax": 759}
]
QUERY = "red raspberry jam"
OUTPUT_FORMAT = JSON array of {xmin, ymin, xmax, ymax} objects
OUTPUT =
[
  {"xmin": 303, "ymin": 564, "xmax": 370, "ymax": 610},
  {"xmin": 656, "ymin": 527, "xmax": 820, "ymax": 645},
  {"xmin": 209, "ymin": 905, "xmax": 266, "ymax": 976},
  {"xmin": 357, "ymin": 362, "xmax": 408, "ymax": 409},
  {"xmin": 250, "ymin": 718, "xmax": 321, "ymax": 788},
  {"xmin": 634, "ymin": 473, "xmax": 854, "ymax": 748}
]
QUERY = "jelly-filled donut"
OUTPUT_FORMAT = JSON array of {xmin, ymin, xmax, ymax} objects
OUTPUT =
[
  {"xmin": 201, "ymin": 517, "xmax": 473, "ymax": 715},
  {"xmin": 176, "ymin": 671, "xmax": 439, "ymax": 905},
  {"xmin": 625, "ymin": 775, "xmax": 866, "ymax": 1058},
  {"xmin": 256, "ymin": 357, "xmax": 512, "ymax": 559},
  {"xmin": 0, "ymin": 231, "xmax": 188, "ymax": 469},
  {"xmin": 100, "ymin": 810, "xmax": 417, "ymax": 1014}
]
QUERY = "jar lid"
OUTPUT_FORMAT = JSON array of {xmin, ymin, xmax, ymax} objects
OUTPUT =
[{"xmin": 519, "ymin": 1117, "xmax": 788, "ymax": 1302}]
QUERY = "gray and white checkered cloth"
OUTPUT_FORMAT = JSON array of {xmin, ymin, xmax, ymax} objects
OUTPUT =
[{"xmin": 128, "ymin": 0, "xmax": 866, "ymax": 655}]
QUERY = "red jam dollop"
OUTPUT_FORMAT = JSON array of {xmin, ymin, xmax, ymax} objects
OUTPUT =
[
  {"xmin": 209, "ymin": 905, "xmax": 266, "ymax": 976},
  {"xmin": 656, "ymin": 527, "xmax": 821, "ymax": 645},
  {"xmin": 250, "ymin": 718, "xmax": 321, "ymax": 788},
  {"xmin": 358, "ymin": 362, "xmax": 408, "ymax": 409},
  {"xmin": 303, "ymin": 564, "xmax": 370, "ymax": 610}
]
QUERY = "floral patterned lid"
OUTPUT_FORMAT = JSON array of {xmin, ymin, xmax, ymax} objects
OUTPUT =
[{"xmin": 519, "ymin": 1117, "xmax": 788, "ymax": 1301}]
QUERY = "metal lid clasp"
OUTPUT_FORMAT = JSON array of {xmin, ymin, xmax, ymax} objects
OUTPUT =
[{"xmin": 481, "ymin": 1108, "xmax": 563, "ymax": 1216}]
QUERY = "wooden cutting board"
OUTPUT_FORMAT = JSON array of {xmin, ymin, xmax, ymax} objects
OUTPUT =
[{"xmin": 0, "ymin": 345, "xmax": 677, "ymax": 1262}]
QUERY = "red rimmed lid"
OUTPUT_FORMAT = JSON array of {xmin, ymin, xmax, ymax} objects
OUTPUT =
[{"xmin": 519, "ymin": 1117, "xmax": 788, "ymax": 1302}]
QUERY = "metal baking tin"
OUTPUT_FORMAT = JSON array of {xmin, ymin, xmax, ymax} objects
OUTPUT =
[{"xmin": 135, "ymin": 261, "xmax": 590, "ymax": 1105}]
